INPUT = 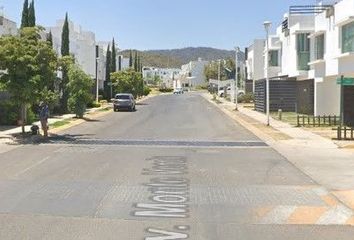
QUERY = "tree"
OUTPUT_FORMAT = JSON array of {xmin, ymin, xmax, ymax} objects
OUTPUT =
[
  {"xmin": 137, "ymin": 54, "xmax": 141, "ymax": 72},
  {"xmin": 111, "ymin": 38, "xmax": 117, "ymax": 72},
  {"xmin": 105, "ymin": 44, "xmax": 111, "ymax": 81},
  {"xmin": 60, "ymin": 13, "xmax": 70, "ymax": 113},
  {"xmin": 47, "ymin": 31, "xmax": 53, "ymax": 47},
  {"xmin": 134, "ymin": 50, "xmax": 138, "ymax": 72},
  {"xmin": 20, "ymin": 0, "xmax": 29, "ymax": 28},
  {"xmin": 28, "ymin": 0, "xmax": 36, "ymax": 27},
  {"xmin": 61, "ymin": 13, "xmax": 70, "ymax": 57},
  {"xmin": 111, "ymin": 69, "xmax": 145, "ymax": 98},
  {"xmin": 0, "ymin": 27, "xmax": 58, "ymax": 133},
  {"xmin": 129, "ymin": 49, "xmax": 133, "ymax": 68},
  {"xmin": 67, "ymin": 65, "xmax": 93, "ymax": 118},
  {"xmin": 204, "ymin": 58, "xmax": 235, "ymax": 82}
]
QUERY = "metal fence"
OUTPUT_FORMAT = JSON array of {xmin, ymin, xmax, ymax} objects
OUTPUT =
[
  {"xmin": 336, "ymin": 126, "xmax": 354, "ymax": 140},
  {"xmin": 297, "ymin": 115, "xmax": 341, "ymax": 127}
]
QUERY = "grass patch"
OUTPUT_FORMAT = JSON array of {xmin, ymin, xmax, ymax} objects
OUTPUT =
[
  {"xmin": 270, "ymin": 112, "xmax": 299, "ymax": 126},
  {"xmin": 49, "ymin": 120, "xmax": 71, "ymax": 128},
  {"xmin": 98, "ymin": 107, "xmax": 111, "ymax": 112}
]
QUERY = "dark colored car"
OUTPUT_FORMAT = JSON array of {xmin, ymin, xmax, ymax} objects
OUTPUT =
[{"xmin": 114, "ymin": 94, "xmax": 136, "ymax": 112}]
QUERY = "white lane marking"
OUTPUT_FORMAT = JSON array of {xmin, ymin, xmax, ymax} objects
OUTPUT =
[
  {"xmin": 259, "ymin": 206, "xmax": 297, "ymax": 224},
  {"xmin": 14, "ymin": 156, "xmax": 50, "ymax": 177},
  {"xmin": 316, "ymin": 205, "xmax": 353, "ymax": 225},
  {"xmin": 145, "ymin": 228, "xmax": 188, "ymax": 240}
]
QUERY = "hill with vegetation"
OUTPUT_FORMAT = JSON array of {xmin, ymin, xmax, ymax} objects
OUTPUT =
[{"xmin": 119, "ymin": 47, "xmax": 241, "ymax": 68}]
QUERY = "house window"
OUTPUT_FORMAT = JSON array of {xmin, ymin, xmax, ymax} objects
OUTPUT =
[
  {"xmin": 269, "ymin": 50, "xmax": 279, "ymax": 66},
  {"xmin": 315, "ymin": 34, "xmax": 325, "ymax": 60},
  {"xmin": 342, "ymin": 21, "xmax": 354, "ymax": 53},
  {"xmin": 297, "ymin": 33, "xmax": 310, "ymax": 70}
]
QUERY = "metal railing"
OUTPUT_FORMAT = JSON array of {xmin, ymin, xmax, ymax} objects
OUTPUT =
[
  {"xmin": 289, "ymin": 5, "xmax": 333, "ymax": 15},
  {"xmin": 336, "ymin": 126, "xmax": 354, "ymax": 140},
  {"xmin": 297, "ymin": 115, "xmax": 341, "ymax": 127}
]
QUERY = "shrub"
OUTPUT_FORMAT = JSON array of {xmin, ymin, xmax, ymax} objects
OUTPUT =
[
  {"xmin": 87, "ymin": 101, "xmax": 101, "ymax": 108},
  {"xmin": 143, "ymin": 86, "xmax": 152, "ymax": 96},
  {"xmin": 159, "ymin": 88, "xmax": 173, "ymax": 93},
  {"xmin": 0, "ymin": 101, "xmax": 18, "ymax": 125},
  {"xmin": 0, "ymin": 101, "xmax": 36, "ymax": 125},
  {"xmin": 238, "ymin": 93, "xmax": 254, "ymax": 103}
]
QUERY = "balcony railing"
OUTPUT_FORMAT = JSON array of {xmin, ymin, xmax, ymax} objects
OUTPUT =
[{"xmin": 289, "ymin": 5, "xmax": 333, "ymax": 15}]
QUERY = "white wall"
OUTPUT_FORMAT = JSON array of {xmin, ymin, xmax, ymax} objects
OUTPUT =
[
  {"xmin": 315, "ymin": 77, "xmax": 340, "ymax": 116},
  {"xmin": 247, "ymin": 39, "xmax": 265, "ymax": 81},
  {"xmin": 181, "ymin": 60, "xmax": 209, "ymax": 87},
  {"xmin": 0, "ymin": 16, "xmax": 17, "ymax": 36},
  {"xmin": 277, "ymin": 14, "xmax": 315, "ymax": 79},
  {"xmin": 47, "ymin": 20, "xmax": 96, "ymax": 78}
]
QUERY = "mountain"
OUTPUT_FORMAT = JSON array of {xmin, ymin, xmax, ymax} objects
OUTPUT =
[{"xmin": 119, "ymin": 47, "xmax": 243, "ymax": 69}]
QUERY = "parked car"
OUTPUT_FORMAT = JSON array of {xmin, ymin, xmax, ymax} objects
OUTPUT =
[
  {"xmin": 173, "ymin": 88, "xmax": 184, "ymax": 94},
  {"xmin": 113, "ymin": 93, "xmax": 136, "ymax": 112},
  {"xmin": 218, "ymin": 87, "xmax": 231, "ymax": 97},
  {"xmin": 218, "ymin": 87, "xmax": 246, "ymax": 97}
]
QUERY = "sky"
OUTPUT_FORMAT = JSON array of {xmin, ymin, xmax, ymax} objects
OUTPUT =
[{"xmin": 0, "ymin": 0, "xmax": 322, "ymax": 50}]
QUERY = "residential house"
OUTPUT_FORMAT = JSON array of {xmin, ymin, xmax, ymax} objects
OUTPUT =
[
  {"xmin": 0, "ymin": 13, "xmax": 17, "ymax": 36},
  {"xmin": 180, "ymin": 58, "xmax": 209, "ymax": 88},
  {"xmin": 309, "ymin": 0, "xmax": 354, "ymax": 126},
  {"xmin": 47, "ymin": 20, "xmax": 96, "ymax": 80}
]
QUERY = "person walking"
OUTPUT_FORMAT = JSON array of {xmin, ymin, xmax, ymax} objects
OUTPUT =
[{"xmin": 39, "ymin": 101, "xmax": 50, "ymax": 137}]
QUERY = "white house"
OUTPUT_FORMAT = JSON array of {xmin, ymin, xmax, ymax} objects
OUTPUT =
[
  {"xmin": 246, "ymin": 39, "xmax": 265, "ymax": 92},
  {"xmin": 143, "ymin": 67, "xmax": 181, "ymax": 88},
  {"xmin": 277, "ymin": 12, "xmax": 315, "ymax": 80},
  {"xmin": 265, "ymin": 35, "xmax": 282, "ymax": 79},
  {"xmin": 47, "ymin": 20, "xmax": 96, "ymax": 80},
  {"xmin": 309, "ymin": 0, "xmax": 354, "ymax": 125},
  {"xmin": 180, "ymin": 58, "xmax": 209, "ymax": 88},
  {"xmin": 0, "ymin": 14, "xmax": 17, "ymax": 36}
]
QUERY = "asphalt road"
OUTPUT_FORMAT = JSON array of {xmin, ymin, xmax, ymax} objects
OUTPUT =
[{"xmin": 1, "ymin": 93, "xmax": 354, "ymax": 239}]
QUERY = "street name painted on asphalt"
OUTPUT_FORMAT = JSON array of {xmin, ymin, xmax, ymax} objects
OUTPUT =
[{"xmin": 132, "ymin": 156, "xmax": 190, "ymax": 239}]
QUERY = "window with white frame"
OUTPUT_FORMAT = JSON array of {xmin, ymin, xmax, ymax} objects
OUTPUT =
[
  {"xmin": 269, "ymin": 50, "xmax": 279, "ymax": 67},
  {"xmin": 297, "ymin": 33, "xmax": 310, "ymax": 71},
  {"xmin": 315, "ymin": 34, "xmax": 325, "ymax": 60},
  {"xmin": 342, "ymin": 21, "xmax": 354, "ymax": 53}
]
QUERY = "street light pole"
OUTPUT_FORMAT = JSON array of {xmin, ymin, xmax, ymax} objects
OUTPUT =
[
  {"xmin": 95, "ymin": 45, "xmax": 100, "ymax": 103},
  {"xmin": 218, "ymin": 59, "xmax": 221, "ymax": 95},
  {"xmin": 264, "ymin": 21, "xmax": 272, "ymax": 126},
  {"xmin": 95, "ymin": 57, "xmax": 99, "ymax": 103},
  {"xmin": 235, "ymin": 47, "xmax": 240, "ymax": 111}
]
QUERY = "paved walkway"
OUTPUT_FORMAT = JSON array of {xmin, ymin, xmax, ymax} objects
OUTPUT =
[{"xmin": 201, "ymin": 93, "xmax": 354, "ymax": 211}]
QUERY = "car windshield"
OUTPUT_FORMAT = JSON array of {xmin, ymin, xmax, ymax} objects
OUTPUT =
[
  {"xmin": 116, "ymin": 95, "xmax": 130, "ymax": 100},
  {"xmin": 1, "ymin": 1, "xmax": 353, "ymax": 239}
]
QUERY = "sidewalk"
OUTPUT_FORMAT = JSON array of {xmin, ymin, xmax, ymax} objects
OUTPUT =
[{"xmin": 201, "ymin": 92, "xmax": 354, "ymax": 210}]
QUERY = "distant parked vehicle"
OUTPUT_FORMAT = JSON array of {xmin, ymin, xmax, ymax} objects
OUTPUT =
[
  {"xmin": 218, "ymin": 87, "xmax": 246, "ymax": 97},
  {"xmin": 173, "ymin": 88, "xmax": 184, "ymax": 94},
  {"xmin": 218, "ymin": 87, "xmax": 231, "ymax": 97},
  {"xmin": 114, "ymin": 93, "xmax": 136, "ymax": 112}
]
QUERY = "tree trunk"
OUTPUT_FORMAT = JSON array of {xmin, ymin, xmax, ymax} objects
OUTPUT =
[{"xmin": 21, "ymin": 103, "xmax": 26, "ymax": 134}]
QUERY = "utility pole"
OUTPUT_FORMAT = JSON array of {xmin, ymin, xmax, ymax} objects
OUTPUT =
[
  {"xmin": 235, "ymin": 47, "xmax": 240, "ymax": 111},
  {"xmin": 218, "ymin": 59, "xmax": 221, "ymax": 95},
  {"xmin": 95, "ymin": 45, "xmax": 100, "ymax": 103},
  {"xmin": 264, "ymin": 21, "xmax": 272, "ymax": 126}
]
